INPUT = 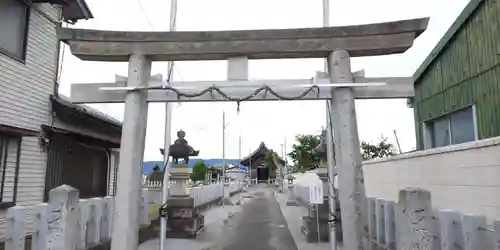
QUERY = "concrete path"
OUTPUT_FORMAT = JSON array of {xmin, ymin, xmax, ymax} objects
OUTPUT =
[
  {"xmin": 214, "ymin": 187, "xmax": 298, "ymax": 250},
  {"xmin": 139, "ymin": 185, "xmax": 341, "ymax": 250}
]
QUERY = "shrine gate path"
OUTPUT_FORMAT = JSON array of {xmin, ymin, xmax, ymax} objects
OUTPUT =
[{"xmin": 216, "ymin": 187, "xmax": 298, "ymax": 250}]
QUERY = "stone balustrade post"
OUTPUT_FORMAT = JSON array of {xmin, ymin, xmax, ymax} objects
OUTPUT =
[
  {"xmin": 383, "ymin": 200, "xmax": 396, "ymax": 248},
  {"xmin": 77, "ymin": 199, "xmax": 90, "ymax": 249},
  {"xmin": 32, "ymin": 203, "xmax": 49, "ymax": 250},
  {"xmin": 46, "ymin": 184, "xmax": 80, "ymax": 250},
  {"xmin": 375, "ymin": 199, "xmax": 386, "ymax": 245},
  {"xmin": 101, "ymin": 196, "xmax": 114, "ymax": 241},
  {"xmin": 463, "ymin": 214, "xmax": 492, "ymax": 250},
  {"xmin": 494, "ymin": 220, "xmax": 500, "ymax": 250},
  {"xmin": 367, "ymin": 198, "xmax": 376, "ymax": 249},
  {"xmin": 89, "ymin": 198, "xmax": 104, "ymax": 245},
  {"xmin": 396, "ymin": 188, "xmax": 438, "ymax": 250},
  {"xmin": 140, "ymin": 189, "xmax": 150, "ymax": 226},
  {"xmin": 6, "ymin": 206, "xmax": 26, "ymax": 250},
  {"xmin": 438, "ymin": 210, "xmax": 464, "ymax": 250}
]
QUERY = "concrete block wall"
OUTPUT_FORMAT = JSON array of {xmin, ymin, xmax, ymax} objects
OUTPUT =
[{"xmin": 363, "ymin": 136, "xmax": 500, "ymax": 222}]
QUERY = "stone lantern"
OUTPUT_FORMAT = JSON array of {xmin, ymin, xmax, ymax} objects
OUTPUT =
[{"xmin": 165, "ymin": 130, "xmax": 203, "ymax": 238}]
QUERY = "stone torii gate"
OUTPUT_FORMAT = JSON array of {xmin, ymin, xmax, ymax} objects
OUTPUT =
[{"xmin": 58, "ymin": 17, "xmax": 428, "ymax": 250}]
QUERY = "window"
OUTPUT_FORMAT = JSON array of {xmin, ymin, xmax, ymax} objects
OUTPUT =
[
  {"xmin": 0, "ymin": 134, "xmax": 22, "ymax": 208},
  {"xmin": 424, "ymin": 106, "xmax": 477, "ymax": 149},
  {"xmin": 0, "ymin": 0, "xmax": 29, "ymax": 61}
]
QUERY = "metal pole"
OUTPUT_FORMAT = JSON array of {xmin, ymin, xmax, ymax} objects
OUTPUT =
[
  {"xmin": 160, "ymin": 1, "xmax": 177, "ymax": 249},
  {"xmin": 279, "ymin": 143, "xmax": 284, "ymax": 190},
  {"xmin": 222, "ymin": 110, "xmax": 226, "ymax": 207},
  {"xmin": 160, "ymin": 94, "xmax": 173, "ymax": 250},
  {"xmin": 283, "ymin": 136, "xmax": 287, "ymax": 180},
  {"xmin": 283, "ymin": 136, "xmax": 287, "ymax": 167},
  {"xmin": 322, "ymin": 0, "xmax": 337, "ymax": 249},
  {"xmin": 316, "ymin": 203, "xmax": 321, "ymax": 243},
  {"xmin": 238, "ymin": 135, "xmax": 242, "ymax": 165},
  {"xmin": 249, "ymin": 147, "xmax": 252, "ymax": 184},
  {"xmin": 393, "ymin": 129, "xmax": 402, "ymax": 154}
]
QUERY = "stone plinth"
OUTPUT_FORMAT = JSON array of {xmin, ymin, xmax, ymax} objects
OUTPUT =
[
  {"xmin": 166, "ymin": 163, "xmax": 203, "ymax": 238},
  {"xmin": 301, "ymin": 197, "xmax": 343, "ymax": 243},
  {"xmin": 166, "ymin": 196, "xmax": 204, "ymax": 238}
]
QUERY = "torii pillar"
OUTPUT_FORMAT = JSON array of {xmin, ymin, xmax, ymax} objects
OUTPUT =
[
  {"xmin": 328, "ymin": 50, "xmax": 368, "ymax": 248},
  {"xmin": 111, "ymin": 54, "xmax": 151, "ymax": 250}
]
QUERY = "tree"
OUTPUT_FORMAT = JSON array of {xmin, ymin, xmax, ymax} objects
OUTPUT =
[
  {"xmin": 147, "ymin": 164, "xmax": 163, "ymax": 182},
  {"xmin": 288, "ymin": 132, "xmax": 397, "ymax": 172},
  {"xmin": 287, "ymin": 134, "xmax": 322, "ymax": 173},
  {"xmin": 360, "ymin": 137, "xmax": 397, "ymax": 161},
  {"xmin": 264, "ymin": 150, "xmax": 279, "ymax": 170},
  {"xmin": 190, "ymin": 160, "xmax": 208, "ymax": 182}
]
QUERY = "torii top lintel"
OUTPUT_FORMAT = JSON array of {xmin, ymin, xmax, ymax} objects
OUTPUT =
[{"xmin": 58, "ymin": 18, "xmax": 429, "ymax": 62}]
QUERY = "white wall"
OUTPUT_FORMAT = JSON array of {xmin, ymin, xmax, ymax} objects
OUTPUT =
[
  {"xmin": 364, "ymin": 136, "xmax": 500, "ymax": 222},
  {"xmin": 226, "ymin": 169, "xmax": 246, "ymax": 182}
]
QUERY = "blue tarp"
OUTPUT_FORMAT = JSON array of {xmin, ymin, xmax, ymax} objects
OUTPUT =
[{"xmin": 143, "ymin": 158, "xmax": 246, "ymax": 174}]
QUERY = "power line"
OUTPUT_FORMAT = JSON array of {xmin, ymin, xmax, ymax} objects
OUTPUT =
[
  {"xmin": 135, "ymin": 0, "xmax": 155, "ymax": 30},
  {"xmin": 174, "ymin": 67, "xmax": 184, "ymax": 81}
]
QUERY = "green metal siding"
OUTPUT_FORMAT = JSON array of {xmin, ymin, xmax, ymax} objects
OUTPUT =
[{"xmin": 414, "ymin": 0, "xmax": 500, "ymax": 149}]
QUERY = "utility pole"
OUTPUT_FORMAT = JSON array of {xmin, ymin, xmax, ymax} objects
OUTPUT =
[
  {"xmin": 238, "ymin": 135, "xmax": 242, "ymax": 165},
  {"xmin": 160, "ymin": 1, "xmax": 177, "ymax": 249},
  {"xmin": 322, "ymin": 0, "xmax": 338, "ymax": 249},
  {"xmin": 279, "ymin": 143, "xmax": 284, "ymax": 189},
  {"xmin": 221, "ymin": 110, "xmax": 234, "ymax": 206},
  {"xmin": 222, "ymin": 110, "xmax": 226, "ymax": 207},
  {"xmin": 249, "ymin": 147, "xmax": 252, "ymax": 183},
  {"xmin": 393, "ymin": 129, "xmax": 402, "ymax": 154},
  {"xmin": 283, "ymin": 136, "xmax": 287, "ymax": 176}
]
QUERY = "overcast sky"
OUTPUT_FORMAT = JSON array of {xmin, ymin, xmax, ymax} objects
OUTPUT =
[{"xmin": 58, "ymin": 0, "xmax": 470, "ymax": 161}]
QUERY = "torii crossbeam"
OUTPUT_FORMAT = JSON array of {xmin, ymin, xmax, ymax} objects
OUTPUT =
[
  {"xmin": 69, "ymin": 74, "xmax": 414, "ymax": 103},
  {"xmin": 59, "ymin": 17, "xmax": 429, "ymax": 250}
]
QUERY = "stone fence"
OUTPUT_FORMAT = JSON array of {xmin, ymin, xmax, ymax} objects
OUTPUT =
[
  {"xmin": 288, "ymin": 174, "xmax": 500, "ymax": 249},
  {"xmin": 2, "ymin": 180, "xmax": 244, "ymax": 250},
  {"xmin": 191, "ymin": 181, "xmax": 244, "ymax": 207},
  {"xmin": 3, "ymin": 184, "xmax": 153, "ymax": 250},
  {"xmin": 368, "ymin": 188, "xmax": 500, "ymax": 249},
  {"xmin": 142, "ymin": 179, "xmax": 244, "ymax": 206}
]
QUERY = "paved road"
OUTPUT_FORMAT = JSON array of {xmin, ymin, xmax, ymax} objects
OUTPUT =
[{"xmin": 217, "ymin": 188, "xmax": 298, "ymax": 250}]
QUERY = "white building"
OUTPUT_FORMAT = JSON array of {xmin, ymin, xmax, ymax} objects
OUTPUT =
[{"xmin": 0, "ymin": 0, "xmax": 120, "ymax": 240}]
